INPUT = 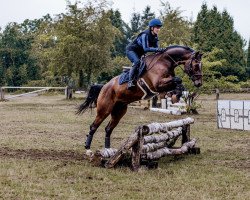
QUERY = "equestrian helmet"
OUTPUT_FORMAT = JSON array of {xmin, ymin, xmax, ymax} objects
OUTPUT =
[{"xmin": 148, "ymin": 19, "xmax": 162, "ymax": 27}]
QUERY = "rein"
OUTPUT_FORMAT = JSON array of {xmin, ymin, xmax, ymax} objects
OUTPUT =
[
  {"xmin": 146, "ymin": 53, "xmax": 163, "ymax": 71},
  {"xmin": 146, "ymin": 51, "xmax": 180, "ymax": 72},
  {"xmin": 145, "ymin": 50, "xmax": 202, "ymax": 82},
  {"xmin": 164, "ymin": 51, "xmax": 202, "ymax": 81}
]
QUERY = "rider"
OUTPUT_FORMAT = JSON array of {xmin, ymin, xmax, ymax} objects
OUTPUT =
[{"xmin": 126, "ymin": 18, "xmax": 165, "ymax": 90}]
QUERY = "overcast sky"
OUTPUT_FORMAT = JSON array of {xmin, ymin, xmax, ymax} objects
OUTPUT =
[{"xmin": 0, "ymin": 0, "xmax": 249, "ymax": 42}]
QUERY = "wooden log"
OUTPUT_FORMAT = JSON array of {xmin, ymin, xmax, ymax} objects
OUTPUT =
[
  {"xmin": 166, "ymin": 135, "xmax": 180, "ymax": 148},
  {"xmin": 91, "ymin": 148, "xmax": 118, "ymax": 167},
  {"xmin": 141, "ymin": 117, "xmax": 194, "ymax": 135},
  {"xmin": 142, "ymin": 141, "xmax": 166, "ymax": 153},
  {"xmin": 105, "ymin": 130, "xmax": 140, "ymax": 168},
  {"xmin": 0, "ymin": 87, "xmax": 4, "ymax": 101},
  {"xmin": 141, "ymin": 138, "xmax": 197, "ymax": 160},
  {"xmin": 181, "ymin": 124, "xmax": 190, "ymax": 144},
  {"xmin": 143, "ymin": 127, "xmax": 182, "ymax": 144},
  {"xmin": 131, "ymin": 130, "xmax": 144, "ymax": 171},
  {"xmin": 215, "ymin": 88, "xmax": 220, "ymax": 100},
  {"xmin": 150, "ymin": 108, "xmax": 182, "ymax": 115},
  {"xmin": 97, "ymin": 148, "xmax": 118, "ymax": 158},
  {"xmin": 66, "ymin": 86, "xmax": 73, "ymax": 99}
]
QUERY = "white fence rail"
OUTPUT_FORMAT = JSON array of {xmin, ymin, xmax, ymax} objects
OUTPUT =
[{"xmin": 0, "ymin": 86, "xmax": 72, "ymax": 101}]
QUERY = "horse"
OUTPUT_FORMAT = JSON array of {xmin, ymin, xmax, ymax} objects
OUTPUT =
[{"xmin": 76, "ymin": 45, "xmax": 203, "ymax": 155}]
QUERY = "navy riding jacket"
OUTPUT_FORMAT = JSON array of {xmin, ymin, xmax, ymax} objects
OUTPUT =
[{"xmin": 126, "ymin": 29, "xmax": 159, "ymax": 57}]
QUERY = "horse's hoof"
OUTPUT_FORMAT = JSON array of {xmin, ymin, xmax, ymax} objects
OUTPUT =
[{"xmin": 86, "ymin": 149, "xmax": 94, "ymax": 158}]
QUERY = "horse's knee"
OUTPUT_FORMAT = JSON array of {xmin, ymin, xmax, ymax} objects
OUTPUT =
[{"xmin": 89, "ymin": 124, "xmax": 97, "ymax": 134}]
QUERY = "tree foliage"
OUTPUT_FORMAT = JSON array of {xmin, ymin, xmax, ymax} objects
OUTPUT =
[
  {"xmin": 246, "ymin": 39, "xmax": 250, "ymax": 77},
  {"xmin": 159, "ymin": 1, "xmax": 192, "ymax": 47},
  {"xmin": 192, "ymin": 3, "xmax": 246, "ymax": 81},
  {"xmin": 32, "ymin": 0, "xmax": 118, "ymax": 88},
  {"xmin": 140, "ymin": 6, "xmax": 155, "ymax": 30},
  {"xmin": 0, "ymin": 20, "xmax": 42, "ymax": 86},
  {"xmin": 109, "ymin": 9, "xmax": 128, "ymax": 57},
  {"xmin": 0, "ymin": 0, "xmax": 248, "ymax": 91}
]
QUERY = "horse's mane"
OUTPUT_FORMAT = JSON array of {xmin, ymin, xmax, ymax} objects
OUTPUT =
[
  {"xmin": 164, "ymin": 45, "xmax": 195, "ymax": 52},
  {"xmin": 145, "ymin": 45, "xmax": 195, "ymax": 62}
]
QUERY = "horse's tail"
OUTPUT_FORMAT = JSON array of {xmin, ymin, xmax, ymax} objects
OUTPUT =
[{"xmin": 76, "ymin": 84, "xmax": 104, "ymax": 115}]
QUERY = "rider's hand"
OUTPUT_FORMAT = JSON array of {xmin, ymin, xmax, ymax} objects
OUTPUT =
[{"xmin": 157, "ymin": 48, "xmax": 165, "ymax": 52}]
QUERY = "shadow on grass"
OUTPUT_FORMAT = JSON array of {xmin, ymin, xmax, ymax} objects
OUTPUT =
[{"xmin": 0, "ymin": 147, "xmax": 84, "ymax": 162}]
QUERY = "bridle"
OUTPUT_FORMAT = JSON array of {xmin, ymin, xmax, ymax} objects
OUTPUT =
[
  {"xmin": 146, "ymin": 50, "xmax": 203, "ymax": 82},
  {"xmin": 183, "ymin": 55, "xmax": 203, "ymax": 82},
  {"xmin": 165, "ymin": 52, "xmax": 203, "ymax": 82}
]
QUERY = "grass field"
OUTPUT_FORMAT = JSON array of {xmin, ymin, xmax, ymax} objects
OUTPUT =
[{"xmin": 0, "ymin": 93, "xmax": 249, "ymax": 199}]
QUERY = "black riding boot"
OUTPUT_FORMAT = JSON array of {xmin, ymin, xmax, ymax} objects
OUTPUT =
[{"xmin": 127, "ymin": 62, "xmax": 139, "ymax": 90}]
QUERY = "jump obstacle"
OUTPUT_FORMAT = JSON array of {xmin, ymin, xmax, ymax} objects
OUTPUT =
[
  {"xmin": 150, "ymin": 97, "xmax": 187, "ymax": 115},
  {"xmin": 89, "ymin": 117, "xmax": 200, "ymax": 171}
]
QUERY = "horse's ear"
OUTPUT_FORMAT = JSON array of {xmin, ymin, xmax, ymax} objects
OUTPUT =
[
  {"xmin": 195, "ymin": 51, "xmax": 203, "ymax": 60},
  {"xmin": 194, "ymin": 51, "xmax": 200, "ymax": 58}
]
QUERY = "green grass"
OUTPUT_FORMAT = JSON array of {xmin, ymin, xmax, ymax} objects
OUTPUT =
[{"xmin": 0, "ymin": 94, "xmax": 249, "ymax": 199}]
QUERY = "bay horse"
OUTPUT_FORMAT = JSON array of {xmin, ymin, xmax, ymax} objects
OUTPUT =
[{"xmin": 77, "ymin": 45, "xmax": 203, "ymax": 154}]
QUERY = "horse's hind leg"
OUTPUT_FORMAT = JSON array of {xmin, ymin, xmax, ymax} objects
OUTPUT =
[
  {"xmin": 85, "ymin": 104, "xmax": 113, "ymax": 150},
  {"xmin": 104, "ymin": 103, "xmax": 128, "ymax": 148}
]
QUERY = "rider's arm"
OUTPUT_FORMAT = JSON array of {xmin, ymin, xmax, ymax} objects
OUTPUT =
[{"xmin": 141, "ymin": 33, "xmax": 159, "ymax": 52}]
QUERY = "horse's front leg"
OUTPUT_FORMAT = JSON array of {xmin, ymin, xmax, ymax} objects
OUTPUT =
[
  {"xmin": 104, "ymin": 103, "xmax": 128, "ymax": 149},
  {"xmin": 157, "ymin": 76, "xmax": 175, "ymax": 92},
  {"xmin": 157, "ymin": 76, "xmax": 185, "ymax": 103},
  {"xmin": 85, "ymin": 105, "xmax": 112, "ymax": 157}
]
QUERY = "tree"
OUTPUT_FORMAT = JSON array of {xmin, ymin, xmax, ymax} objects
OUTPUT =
[
  {"xmin": 109, "ymin": 9, "xmax": 128, "ymax": 57},
  {"xmin": 179, "ymin": 48, "xmax": 240, "ymax": 92},
  {"xmin": 0, "ymin": 23, "xmax": 30, "ymax": 86},
  {"xmin": 0, "ymin": 16, "xmax": 45, "ymax": 86},
  {"xmin": 159, "ymin": 1, "xmax": 192, "ymax": 47},
  {"xmin": 246, "ymin": 39, "xmax": 250, "ymax": 77},
  {"xmin": 140, "ymin": 6, "xmax": 155, "ymax": 30},
  {"xmin": 192, "ymin": 3, "xmax": 209, "ymax": 51},
  {"xmin": 123, "ymin": 6, "xmax": 156, "ymax": 44},
  {"xmin": 130, "ymin": 12, "xmax": 141, "ymax": 38},
  {"xmin": 192, "ymin": 3, "xmax": 246, "ymax": 81},
  {"xmin": 32, "ymin": 0, "xmax": 118, "ymax": 88}
]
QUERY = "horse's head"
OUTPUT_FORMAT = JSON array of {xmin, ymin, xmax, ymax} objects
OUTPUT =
[{"xmin": 183, "ymin": 51, "xmax": 203, "ymax": 87}]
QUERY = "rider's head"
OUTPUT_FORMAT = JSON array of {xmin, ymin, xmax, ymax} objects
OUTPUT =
[{"xmin": 148, "ymin": 19, "xmax": 162, "ymax": 35}]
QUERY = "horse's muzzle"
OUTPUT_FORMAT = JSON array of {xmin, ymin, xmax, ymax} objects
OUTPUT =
[{"xmin": 194, "ymin": 81, "xmax": 202, "ymax": 87}]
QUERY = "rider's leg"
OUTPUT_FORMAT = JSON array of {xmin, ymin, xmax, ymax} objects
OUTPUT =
[
  {"xmin": 128, "ymin": 61, "xmax": 140, "ymax": 87},
  {"xmin": 126, "ymin": 51, "xmax": 140, "ymax": 89}
]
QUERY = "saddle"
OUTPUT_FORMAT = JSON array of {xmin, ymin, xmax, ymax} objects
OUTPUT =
[{"xmin": 119, "ymin": 60, "xmax": 146, "ymax": 85}]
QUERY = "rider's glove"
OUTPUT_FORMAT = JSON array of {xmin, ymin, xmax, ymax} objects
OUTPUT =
[{"xmin": 156, "ymin": 48, "xmax": 165, "ymax": 52}]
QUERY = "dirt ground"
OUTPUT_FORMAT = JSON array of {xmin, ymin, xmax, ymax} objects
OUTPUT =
[{"xmin": 0, "ymin": 93, "xmax": 249, "ymax": 199}]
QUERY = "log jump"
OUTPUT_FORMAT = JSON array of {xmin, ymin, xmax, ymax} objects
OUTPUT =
[{"xmin": 89, "ymin": 117, "xmax": 200, "ymax": 171}]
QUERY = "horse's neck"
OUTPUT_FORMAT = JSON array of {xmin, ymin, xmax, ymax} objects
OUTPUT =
[{"xmin": 165, "ymin": 50, "xmax": 189, "ymax": 61}]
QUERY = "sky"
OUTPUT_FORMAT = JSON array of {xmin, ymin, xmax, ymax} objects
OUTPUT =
[{"xmin": 0, "ymin": 0, "xmax": 249, "ymax": 43}]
